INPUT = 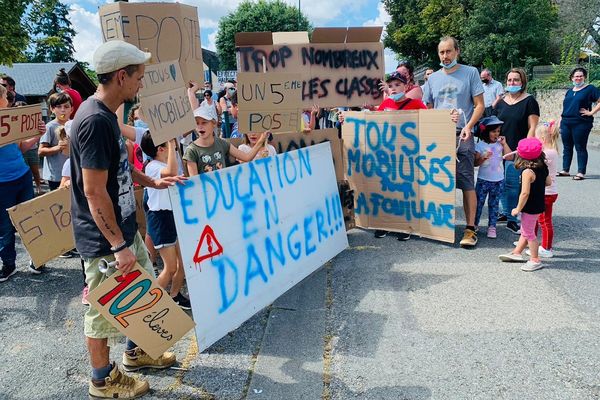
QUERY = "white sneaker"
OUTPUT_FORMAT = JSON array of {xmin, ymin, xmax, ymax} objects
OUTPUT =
[
  {"xmin": 525, "ymin": 247, "xmax": 554, "ymax": 258},
  {"xmin": 521, "ymin": 260, "xmax": 543, "ymax": 272},
  {"xmin": 498, "ymin": 253, "xmax": 525, "ymax": 262}
]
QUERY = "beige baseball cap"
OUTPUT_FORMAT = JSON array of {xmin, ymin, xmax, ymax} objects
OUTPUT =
[{"xmin": 93, "ymin": 40, "xmax": 151, "ymax": 74}]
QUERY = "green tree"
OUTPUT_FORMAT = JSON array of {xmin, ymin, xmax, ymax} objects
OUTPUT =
[
  {"xmin": 461, "ymin": 0, "xmax": 558, "ymax": 71},
  {"xmin": 0, "ymin": 0, "xmax": 29, "ymax": 65},
  {"xmin": 216, "ymin": 0, "xmax": 311, "ymax": 70},
  {"xmin": 383, "ymin": 0, "xmax": 470, "ymax": 64},
  {"xmin": 27, "ymin": 0, "xmax": 76, "ymax": 62}
]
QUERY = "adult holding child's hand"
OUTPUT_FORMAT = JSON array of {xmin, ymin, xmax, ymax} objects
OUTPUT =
[{"xmin": 558, "ymin": 67, "xmax": 600, "ymax": 180}]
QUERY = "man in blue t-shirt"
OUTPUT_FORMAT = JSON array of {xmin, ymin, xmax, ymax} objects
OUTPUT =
[
  {"xmin": 70, "ymin": 40, "xmax": 184, "ymax": 399},
  {"xmin": 423, "ymin": 36, "xmax": 485, "ymax": 247}
]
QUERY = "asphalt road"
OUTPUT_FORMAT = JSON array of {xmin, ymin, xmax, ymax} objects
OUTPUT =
[{"xmin": 1, "ymin": 138, "xmax": 599, "ymax": 400}]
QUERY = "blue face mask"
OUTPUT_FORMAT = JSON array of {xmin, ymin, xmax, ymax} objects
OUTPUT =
[
  {"xmin": 505, "ymin": 85, "xmax": 522, "ymax": 93},
  {"xmin": 389, "ymin": 92, "xmax": 405, "ymax": 102},
  {"xmin": 573, "ymin": 81, "xmax": 585, "ymax": 88},
  {"xmin": 440, "ymin": 58, "xmax": 458, "ymax": 69},
  {"xmin": 134, "ymin": 119, "xmax": 149, "ymax": 130}
]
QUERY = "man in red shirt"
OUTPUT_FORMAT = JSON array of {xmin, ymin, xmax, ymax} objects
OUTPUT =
[{"xmin": 378, "ymin": 72, "xmax": 427, "ymax": 111}]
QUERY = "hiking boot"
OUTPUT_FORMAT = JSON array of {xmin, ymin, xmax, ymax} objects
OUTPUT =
[
  {"xmin": 521, "ymin": 260, "xmax": 543, "ymax": 272},
  {"xmin": 89, "ymin": 363, "xmax": 149, "ymax": 399},
  {"xmin": 29, "ymin": 260, "xmax": 44, "ymax": 274},
  {"xmin": 172, "ymin": 293, "xmax": 192, "ymax": 310},
  {"xmin": 396, "ymin": 232, "xmax": 411, "ymax": 241},
  {"xmin": 498, "ymin": 253, "xmax": 525, "ymax": 262},
  {"xmin": 374, "ymin": 230, "xmax": 388, "ymax": 238},
  {"xmin": 506, "ymin": 221, "xmax": 521, "ymax": 235},
  {"xmin": 487, "ymin": 226, "xmax": 497, "ymax": 239},
  {"xmin": 459, "ymin": 229, "xmax": 478, "ymax": 247},
  {"xmin": 122, "ymin": 347, "xmax": 176, "ymax": 372},
  {"xmin": 0, "ymin": 264, "xmax": 17, "ymax": 283}
]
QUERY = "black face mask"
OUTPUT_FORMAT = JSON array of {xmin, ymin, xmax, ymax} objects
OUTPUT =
[{"xmin": 482, "ymin": 79, "xmax": 490, "ymax": 84}]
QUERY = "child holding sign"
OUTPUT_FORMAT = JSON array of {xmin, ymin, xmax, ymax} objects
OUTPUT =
[
  {"xmin": 140, "ymin": 133, "xmax": 191, "ymax": 310},
  {"xmin": 238, "ymin": 132, "xmax": 277, "ymax": 161},
  {"xmin": 0, "ymin": 85, "xmax": 47, "ymax": 282},
  {"xmin": 38, "ymin": 93, "xmax": 72, "ymax": 190},
  {"xmin": 183, "ymin": 107, "xmax": 268, "ymax": 176}
]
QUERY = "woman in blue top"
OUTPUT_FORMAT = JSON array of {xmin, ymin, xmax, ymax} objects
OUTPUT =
[
  {"xmin": 0, "ymin": 84, "xmax": 46, "ymax": 282},
  {"xmin": 558, "ymin": 67, "xmax": 600, "ymax": 180}
]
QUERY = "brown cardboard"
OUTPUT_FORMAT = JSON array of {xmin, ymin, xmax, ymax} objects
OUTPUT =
[
  {"xmin": 0, "ymin": 104, "xmax": 43, "ymax": 147},
  {"xmin": 139, "ymin": 60, "xmax": 186, "ymax": 98},
  {"xmin": 134, "ymin": 187, "xmax": 146, "ymax": 237},
  {"xmin": 87, "ymin": 263, "xmax": 195, "ymax": 360},
  {"xmin": 237, "ymin": 72, "xmax": 302, "ymax": 133},
  {"xmin": 7, "ymin": 187, "xmax": 74, "ymax": 267},
  {"xmin": 99, "ymin": 2, "xmax": 203, "ymax": 83},
  {"xmin": 311, "ymin": 27, "xmax": 347, "ymax": 43},
  {"xmin": 139, "ymin": 86, "xmax": 196, "ymax": 145},
  {"xmin": 342, "ymin": 110, "xmax": 456, "ymax": 243},
  {"xmin": 235, "ymin": 27, "xmax": 384, "ymax": 108},
  {"xmin": 272, "ymin": 31, "xmax": 309, "ymax": 44}
]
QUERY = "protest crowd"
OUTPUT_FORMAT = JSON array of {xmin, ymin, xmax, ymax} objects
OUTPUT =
[{"xmin": 1, "ymin": 18, "xmax": 599, "ymax": 399}]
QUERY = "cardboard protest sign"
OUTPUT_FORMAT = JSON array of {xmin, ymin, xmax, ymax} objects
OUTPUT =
[
  {"xmin": 87, "ymin": 263, "xmax": 195, "ymax": 359},
  {"xmin": 0, "ymin": 104, "xmax": 43, "ymax": 147},
  {"xmin": 99, "ymin": 2, "xmax": 203, "ymax": 83},
  {"xmin": 137, "ymin": 61, "xmax": 195, "ymax": 145},
  {"xmin": 237, "ymin": 72, "xmax": 302, "ymax": 133},
  {"xmin": 217, "ymin": 70, "xmax": 237, "ymax": 88},
  {"xmin": 342, "ymin": 110, "xmax": 456, "ymax": 243},
  {"xmin": 235, "ymin": 27, "xmax": 384, "ymax": 108},
  {"xmin": 8, "ymin": 187, "xmax": 74, "ymax": 267},
  {"xmin": 170, "ymin": 143, "xmax": 348, "ymax": 351}
]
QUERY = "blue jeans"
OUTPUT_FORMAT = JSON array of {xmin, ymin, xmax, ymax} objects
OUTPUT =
[
  {"xmin": 499, "ymin": 161, "xmax": 520, "ymax": 223},
  {"xmin": 561, "ymin": 121, "xmax": 593, "ymax": 174},
  {"xmin": 0, "ymin": 170, "xmax": 34, "ymax": 267},
  {"xmin": 475, "ymin": 179, "xmax": 503, "ymax": 227}
]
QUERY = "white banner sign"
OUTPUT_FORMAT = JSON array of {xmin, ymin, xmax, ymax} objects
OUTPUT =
[{"xmin": 170, "ymin": 143, "xmax": 348, "ymax": 351}]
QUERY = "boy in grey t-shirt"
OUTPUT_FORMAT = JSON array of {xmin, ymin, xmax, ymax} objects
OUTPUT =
[
  {"xmin": 422, "ymin": 36, "xmax": 485, "ymax": 248},
  {"xmin": 38, "ymin": 92, "xmax": 72, "ymax": 190}
]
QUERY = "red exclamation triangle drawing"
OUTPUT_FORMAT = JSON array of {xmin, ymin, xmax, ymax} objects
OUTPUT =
[{"xmin": 192, "ymin": 225, "xmax": 224, "ymax": 268}]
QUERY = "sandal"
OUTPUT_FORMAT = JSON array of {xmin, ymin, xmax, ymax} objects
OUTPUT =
[
  {"xmin": 557, "ymin": 171, "xmax": 570, "ymax": 177},
  {"xmin": 573, "ymin": 174, "xmax": 585, "ymax": 180}
]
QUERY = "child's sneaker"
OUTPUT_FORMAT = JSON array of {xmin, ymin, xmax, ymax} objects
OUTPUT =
[
  {"xmin": 521, "ymin": 260, "xmax": 543, "ymax": 272},
  {"xmin": 487, "ymin": 226, "xmax": 497, "ymax": 238},
  {"xmin": 122, "ymin": 347, "xmax": 176, "ymax": 372},
  {"xmin": 526, "ymin": 247, "xmax": 553, "ymax": 258},
  {"xmin": 498, "ymin": 253, "xmax": 525, "ymax": 262}
]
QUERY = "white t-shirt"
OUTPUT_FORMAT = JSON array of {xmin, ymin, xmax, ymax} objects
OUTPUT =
[
  {"xmin": 61, "ymin": 158, "xmax": 71, "ymax": 178},
  {"xmin": 475, "ymin": 141, "xmax": 504, "ymax": 182},
  {"xmin": 145, "ymin": 159, "xmax": 183, "ymax": 211},
  {"xmin": 238, "ymin": 143, "xmax": 277, "ymax": 160},
  {"xmin": 544, "ymin": 148, "xmax": 559, "ymax": 195}
]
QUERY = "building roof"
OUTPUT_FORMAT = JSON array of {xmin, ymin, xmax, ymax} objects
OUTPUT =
[
  {"xmin": 202, "ymin": 48, "xmax": 220, "ymax": 72},
  {"xmin": 0, "ymin": 62, "xmax": 96, "ymax": 98}
]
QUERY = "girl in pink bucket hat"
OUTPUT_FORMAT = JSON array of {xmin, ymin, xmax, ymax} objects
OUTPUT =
[{"xmin": 498, "ymin": 138, "xmax": 551, "ymax": 271}]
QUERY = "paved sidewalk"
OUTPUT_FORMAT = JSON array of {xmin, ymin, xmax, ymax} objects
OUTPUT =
[{"xmin": 1, "ymin": 146, "xmax": 599, "ymax": 399}]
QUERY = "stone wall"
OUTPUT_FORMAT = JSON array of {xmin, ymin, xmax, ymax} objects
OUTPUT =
[{"xmin": 534, "ymin": 89, "xmax": 599, "ymax": 132}]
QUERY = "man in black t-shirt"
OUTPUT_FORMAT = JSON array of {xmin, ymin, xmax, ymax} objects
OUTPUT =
[{"xmin": 70, "ymin": 40, "xmax": 184, "ymax": 399}]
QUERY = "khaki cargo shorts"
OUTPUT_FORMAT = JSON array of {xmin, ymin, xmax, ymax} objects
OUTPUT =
[{"xmin": 83, "ymin": 232, "xmax": 154, "ymax": 339}]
